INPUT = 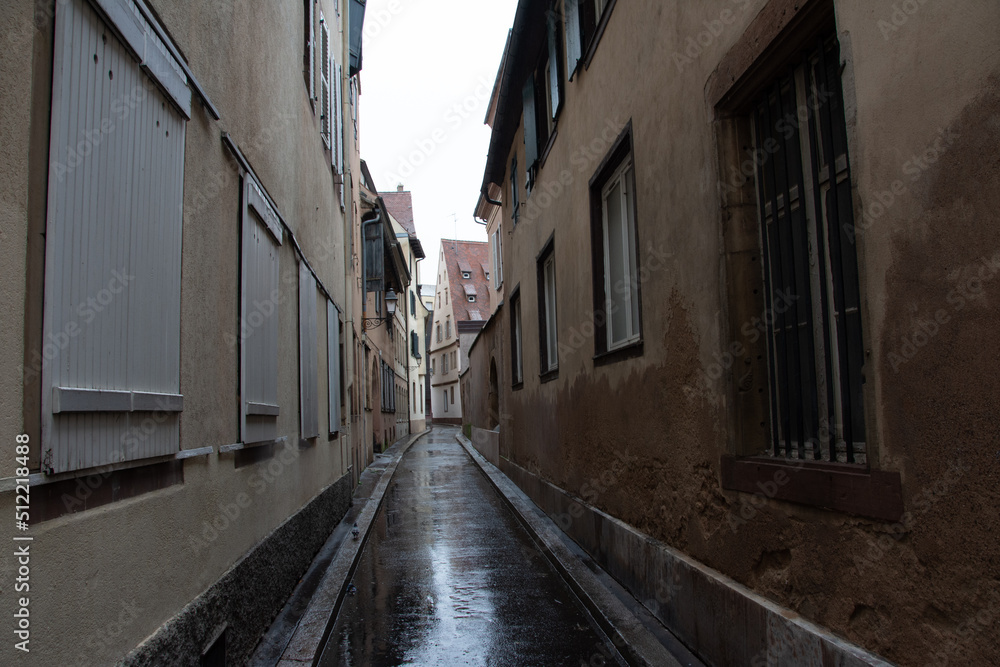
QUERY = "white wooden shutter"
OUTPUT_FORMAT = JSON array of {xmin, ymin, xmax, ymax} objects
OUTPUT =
[
  {"xmin": 327, "ymin": 300, "xmax": 342, "ymax": 434},
  {"xmin": 299, "ymin": 263, "xmax": 319, "ymax": 439},
  {"xmin": 241, "ymin": 178, "xmax": 283, "ymax": 444},
  {"xmin": 308, "ymin": 0, "xmax": 316, "ymax": 105},
  {"xmin": 42, "ymin": 0, "xmax": 187, "ymax": 473},
  {"xmin": 547, "ymin": 11, "xmax": 562, "ymax": 118},
  {"xmin": 320, "ymin": 16, "xmax": 332, "ymax": 148},
  {"xmin": 336, "ymin": 62, "xmax": 345, "ymax": 207},
  {"xmin": 565, "ymin": 0, "xmax": 583, "ymax": 80}
]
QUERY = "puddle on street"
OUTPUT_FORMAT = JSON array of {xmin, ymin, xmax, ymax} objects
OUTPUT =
[{"xmin": 318, "ymin": 428, "xmax": 624, "ymax": 667}]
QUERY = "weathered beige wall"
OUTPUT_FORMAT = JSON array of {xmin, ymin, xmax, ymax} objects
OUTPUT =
[
  {"xmin": 491, "ymin": 1, "xmax": 1000, "ymax": 664},
  {"xmin": 0, "ymin": 0, "xmax": 33, "ymax": 462},
  {"xmin": 0, "ymin": 0, "xmax": 358, "ymax": 663}
]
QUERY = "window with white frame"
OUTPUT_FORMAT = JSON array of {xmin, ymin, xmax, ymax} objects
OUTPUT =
[
  {"xmin": 41, "ymin": 0, "xmax": 192, "ymax": 473},
  {"xmin": 590, "ymin": 125, "xmax": 641, "ymax": 356},
  {"xmin": 538, "ymin": 241, "xmax": 558, "ymax": 373}
]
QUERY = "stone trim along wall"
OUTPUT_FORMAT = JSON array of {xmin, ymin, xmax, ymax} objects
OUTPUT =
[
  {"xmin": 120, "ymin": 474, "xmax": 353, "ymax": 666},
  {"xmin": 499, "ymin": 459, "xmax": 893, "ymax": 667}
]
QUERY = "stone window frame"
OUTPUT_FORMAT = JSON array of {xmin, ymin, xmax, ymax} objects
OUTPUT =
[{"xmin": 709, "ymin": 0, "xmax": 901, "ymax": 522}]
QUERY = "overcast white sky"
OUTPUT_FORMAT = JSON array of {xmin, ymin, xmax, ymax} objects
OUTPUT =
[{"xmin": 359, "ymin": 0, "xmax": 519, "ymax": 285}]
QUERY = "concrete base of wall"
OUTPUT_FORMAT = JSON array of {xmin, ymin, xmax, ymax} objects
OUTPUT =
[
  {"xmin": 431, "ymin": 417, "xmax": 462, "ymax": 425},
  {"xmin": 470, "ymin": 427, "xmax": 500, "ymax": 467},
  {"xmin": 121, "ymin": 474, "xmax": 354, "ymax": 666},
  {"xmin": 499, "ymin": 459, "xmax": 892, "ymax": 667}
]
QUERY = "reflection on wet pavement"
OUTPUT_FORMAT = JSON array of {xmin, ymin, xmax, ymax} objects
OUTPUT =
[{"xmin": 319, "ymin": 427, "xmax": 623, "ymax": 667}]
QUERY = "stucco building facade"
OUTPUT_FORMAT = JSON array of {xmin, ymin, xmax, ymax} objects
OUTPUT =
[
  {"xmin": 429, "ymin": 239, "xmax": 490, "ymax": 425},
  {"xmin": 0, "ymin": 0, "xmax": 388, "ymax": 663},
  {"xmin": 464, "ymin": 0, "xmax": 1000, "ymax": 665}
]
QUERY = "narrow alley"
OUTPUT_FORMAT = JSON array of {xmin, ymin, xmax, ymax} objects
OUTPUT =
[{"xmin": 319, "ymin": 427, "xmax": 624, "ymax": 667}]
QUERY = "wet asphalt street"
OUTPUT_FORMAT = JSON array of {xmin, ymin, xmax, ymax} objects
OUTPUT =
[{"xmin": 319, "ymin": 426, "xmax": 624, "ymax": 667}]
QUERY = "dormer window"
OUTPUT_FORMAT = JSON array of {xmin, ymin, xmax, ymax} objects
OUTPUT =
[
  {"xmin": 468, "ymin": 295, "xmax": 477, "ymax": 303},
  {"xmin": 462, "ymin": 271, "xmax": 471, "ymax": 279}
]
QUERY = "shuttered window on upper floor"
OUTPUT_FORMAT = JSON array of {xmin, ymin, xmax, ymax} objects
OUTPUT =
[
  {"xmin": 42, "ymin": 0, "xmax": 194, "ymax": 473},
  {"xmin": 319, "ymin": 13, "xmax": 332, "ymax": 149},
  {"xmin": 241, "ymin": 178, "xmax": 283, "ymax": 444}
]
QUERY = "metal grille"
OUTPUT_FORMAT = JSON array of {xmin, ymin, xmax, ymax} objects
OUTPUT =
[{"xmin": 752, "ymin": 35, "xmax": 866, "ymax": 464}]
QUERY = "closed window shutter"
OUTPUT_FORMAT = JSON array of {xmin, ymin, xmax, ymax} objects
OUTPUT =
[
  {"xmin": 43, "ymin": 0, "xmax": 187, "ymax": 473},
  {"xmin": 522, "ymin": 76, "xmax": 538, "ymax": 168},
  {"xmin": 299, "ymin": 263, "xmax": 320, "ymax": 439},
  {"xmin": 565, "ymin": 0, "xmax": 582, "ymax": 80},
  {"xmin": 327, "ymin": 300, "xmax": 341, "ymax": 433},
  {"xmin": 241, "ymin": 178, "xmax": 283, "ymax": 444},
  {"xmin": 547, "ymin": 11, "xmax": 562, "ymax": 119}
]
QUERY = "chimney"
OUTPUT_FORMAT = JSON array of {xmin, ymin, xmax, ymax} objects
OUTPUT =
[{"xmin": 397, "ymin": 183, "xmax": 404, "ymax": 192}]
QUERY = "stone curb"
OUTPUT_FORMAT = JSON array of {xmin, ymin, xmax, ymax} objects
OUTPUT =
[
  {"xmin": 455, "ymin": 432, "xmax": 684, "ymax": 667},
  {"xmin": 276, "ymin": 429, "xmax": 430, "ymax": 665}
]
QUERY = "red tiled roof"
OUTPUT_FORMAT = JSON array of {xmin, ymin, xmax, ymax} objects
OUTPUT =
[
  {"xmin": 441, "ymin": 239, "xmax": 491, "ymax": 323},
  {"xmin": 380, "ymin": 190, "xmax": 415, "ymax": 236}
]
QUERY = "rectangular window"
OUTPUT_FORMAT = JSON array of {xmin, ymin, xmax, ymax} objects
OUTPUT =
[
  {"xmin": 510, "ymin": 288, "xmax": 523, "ymax": 386},
  {"xmin": 451, "ymin": 386, "xmax": 455, "ymax": 405},
  {"xmin": 327, "ymin": 300, "xmax": 341, "ymax": 435},
  {"xmin": 538, "ymin": 240, "xmax": 558, "ymax": 374},
  {"xmin": 42, "ymin": 0, "xmax": 189, "ymax": 472},
  {"xmin": 491, "ymin": 229, "xmax": 504, "ymax": 289},
  {"xmin": 436, "ymin": 324, "xmax": 442, "ymax": 342},
  {"xmin": 751, "ymin": 35, "xmax": 866, "ymax": 463},
  {"xmin": 565, "ymin": 0, "xmax": 615, "ymax": 78},
  {"xmin": 410, "ymin": 291, "xmax": 416, "ymax": 317},
  {"xmin": 446, "ymin": 317, "xmax": 451, "ymax": 339},
  {"xmin": 299, "ymin": 263, "xmax": 319, "ymax": 439},
  {"xmin": 590, "ymin": 124, "xmax": 641, "ymax": 357}
]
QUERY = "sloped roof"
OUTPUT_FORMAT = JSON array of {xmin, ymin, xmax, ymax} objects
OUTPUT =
[
  {"xmin": 441, "ymin": 239, "xmax": 490, "ymax": 323},
  {"xmin": 380, "ymin": 190, "xmax": 415, "ymax": 236}
]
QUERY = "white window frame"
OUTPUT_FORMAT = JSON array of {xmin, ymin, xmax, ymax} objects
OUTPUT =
[
  {"xmin": 601, "ymin": 158, "xmax": 640, "ymax": 351},
  {"xmin": 542, "ymin": 252, "xmax": 558, "ymax": 372}
]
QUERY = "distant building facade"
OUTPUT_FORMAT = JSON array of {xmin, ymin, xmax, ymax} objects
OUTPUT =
[{"xmin": 429, "ymin": 240, "xmax": 490, "ymax": 424}]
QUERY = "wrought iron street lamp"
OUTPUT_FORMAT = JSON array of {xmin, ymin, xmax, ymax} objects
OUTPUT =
[{"xmin": 362, "ymin": 289, "xmax": 397, "ymax": 331}]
